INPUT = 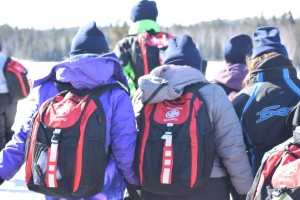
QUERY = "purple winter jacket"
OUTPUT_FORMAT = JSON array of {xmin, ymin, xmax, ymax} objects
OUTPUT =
[{"xmin": 0, "ymin": 53, "xmax": 139, "ymax": 200}]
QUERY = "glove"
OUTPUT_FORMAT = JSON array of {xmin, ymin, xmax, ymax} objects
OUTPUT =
[
  {"xmin": 0, "ymin": 176, "xmax": 4, "ymax": 185},
  {"xmin": 124, "ymin": 180, "xmax": 141, "ymax": 200}
]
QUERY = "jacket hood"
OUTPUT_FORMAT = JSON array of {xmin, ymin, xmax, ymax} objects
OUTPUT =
[
  {"xmin": 213, "ymin": 63, "xmax": 248, "ymax": 91},
  {"xmin": 33, "ymin": 53, "xmax": 128, "ymax": 90},
  {"xmin": 137, "ymin": 64, "xmax": 207, "ymax": 103},
  {"xmin": 128, "ymin": 19, "xmax": 160, "ymax": 35}
]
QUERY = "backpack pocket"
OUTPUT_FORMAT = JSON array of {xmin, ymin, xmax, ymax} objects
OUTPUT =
[
  {"xmin": 32, "ymin": 142, "xmax": 53, "ymax": 186},
  {"xmin": 80, "ymin": 136, "xmax": 107, "ymax": 186}
]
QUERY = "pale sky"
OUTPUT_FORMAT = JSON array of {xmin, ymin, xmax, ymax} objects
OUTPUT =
[{"xmin": 0, "ymin": 0, "xmax": 298, "ymax": 30}]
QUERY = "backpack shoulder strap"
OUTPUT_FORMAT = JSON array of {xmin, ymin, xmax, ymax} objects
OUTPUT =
[
  {"xmin": 91, "ymin": 82, "xmax": 128, "ymax": 96},
  {"xmin": 143, "ymin": 82, "xmax": 168, "ymax": 104},
  {"xmin": 143, "ymin": 82, "xmax": 209, "ymax": 105},
  {"xmin": 54, "ymin": 81, "xmax": 128, "ymax": 96},
  {"xmin": 184, "ymin": 82, "xmax": 210, "ymax": 93},
  {"xmin": 3, "ymin": 57, "xmax": 11, "ymax": 66},
  {"xmin": 3, "ymin": 57, "xmax": 16, "ymax": 71},
  {"xmin": 136, "ymin": 32, "xmax": 150, "ymax": 74}
]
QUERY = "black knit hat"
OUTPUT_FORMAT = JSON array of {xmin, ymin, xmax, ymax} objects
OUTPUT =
[
  {"xmin": 130, "ymin": 0, "xmax": 158, "ymax": 22},
  {"xmin": 224, "ymin": 34, "xmax": 253, "ymax": 64},
  {"xmin": 163, "ymin": 34, "xmax": 202, "ymax": 70},
  {"xmin": 69, "ymin": 21, "xmax": 109, "ymax": 56},
  {"xmin": 251, "ymin": 26, "xmax": 288, "ymax": 59}
]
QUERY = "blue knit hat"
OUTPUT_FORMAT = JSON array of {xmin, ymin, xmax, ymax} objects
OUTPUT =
[
  {"xmin": 69, "ymin": 21, "xmax": 109, "ymax": 56},
  {"xmin": 163, "ymin": 34, "xmax": 202, "ymax": 70},
  {"xmin": 251, "ymin": 26, "xmax": 288, "ymax": 59},
  {"xmin": 130, "ymin": 0, "xmax": 158, "ymax": 22},
  {"xmin": 224, "ymin": 34, "xmax": 253, "ymax": 64}
]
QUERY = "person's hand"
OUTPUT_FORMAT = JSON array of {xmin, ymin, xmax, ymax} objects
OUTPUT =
[
  {"xmin": 0, "ymin": 177, "xmax": 4, "ymax": 185},
  {"xmin": 124, "ymin": 180, "xmax": 141, "ymax": 200}
]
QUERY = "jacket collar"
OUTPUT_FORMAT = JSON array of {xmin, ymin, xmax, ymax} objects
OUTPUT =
[{"xmin": 250, "ymin": 55, "xmax": 297, "ymax": 83}]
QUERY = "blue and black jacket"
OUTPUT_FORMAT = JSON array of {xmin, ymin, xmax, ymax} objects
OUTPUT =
[{"xmin": 232, "ymin": 54, "xmax": 300, "ymax": 176}]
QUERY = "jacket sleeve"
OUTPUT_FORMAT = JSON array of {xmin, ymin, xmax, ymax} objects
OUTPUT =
[
  {"xmin": 232, "ymin": 92, "xmax": 251, "ymax": 119},
  {"xmin": 113, "ymin": 37, "xmax": 132, "ymax": 68},
  {"xmin": 204, "ymin": 84, "xmax": 253, "ymax": 195},
  {"xmin": 0, "ymin": 82, "xmax": 58, "ymax": 181},
  {"xmin": 109, "ymin": 89, "xmax": 140, "ymax": 186}
]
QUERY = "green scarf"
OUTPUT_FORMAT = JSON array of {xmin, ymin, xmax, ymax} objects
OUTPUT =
[{"xmin": 128, "ymin": 19, "xmax": 160, "ymax": 35}]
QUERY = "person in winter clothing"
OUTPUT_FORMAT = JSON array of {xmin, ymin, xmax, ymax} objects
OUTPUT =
[
  {"xmin": 114, "ymin": 0, "xmax": 171, "ymax": 97},
  {"xmin": 0, "ymin": 21, "xmax": 139, "ymax": 200},
  {"xmin": 232, "ymin": 26, "xmax": 300, "ymax": 176},
  {"xmin": 211, "ymin": 34, "xmax": 253, "ymax": 100},
  {"xmin": 209, "ymin": 32, "xmax": 254, "ymax": 200},
  {"xmin": 133, "ymin": 34, "xmax": 253, "ymax": 200},
  {"xmin": 246, "ymin": 102, "xmax": 300, "ymax": 200},
  {"xmin": 0, "ymin": 42, "xmax": 19, "ymax": 151}
]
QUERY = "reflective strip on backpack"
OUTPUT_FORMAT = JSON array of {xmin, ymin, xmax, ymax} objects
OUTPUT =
[
  {"xmin": 46, "ymin": 129, "xmax": 61, "ymax": 188},
  {"xmin": 160, "ymin": 123, "xmax": 174, "ymax": 184},
  {"xmin": 46, "ymin": 145, "xmax": 58, "ymax": 187}
]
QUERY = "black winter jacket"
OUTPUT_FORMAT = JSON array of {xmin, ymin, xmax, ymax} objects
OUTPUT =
[{"xmin": 232, "ymin": 54, "xmax": 300, "ymax": 175}]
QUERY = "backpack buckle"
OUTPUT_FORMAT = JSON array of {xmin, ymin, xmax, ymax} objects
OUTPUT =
[
  {"xmin": 51, "ymin": 129, "xmax": 61, "ymax": 144},
  {"xmin": 272, "ymin": 185, "xmax": 287, "ymax": 197}
]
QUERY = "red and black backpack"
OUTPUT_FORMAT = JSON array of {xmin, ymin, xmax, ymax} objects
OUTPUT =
[
  {"xmin": 25, "ymin": 83, "xmax": 124, "ymax": 198},
  {"xmin": 136, "ymin": 82, "xmax": 215, "ymax": 195},
  {"xmin": 247, "ymin": 101, "xmax": 300, "ymax": 200},
  {"xmin": 3, "ymin": 57, "xmax": 31, "ymax": 101}
]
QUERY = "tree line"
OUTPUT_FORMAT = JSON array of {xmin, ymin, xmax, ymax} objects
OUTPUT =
[{"xmin": 0, "ymin": 12, "xmax": 299, "ymax": 67}]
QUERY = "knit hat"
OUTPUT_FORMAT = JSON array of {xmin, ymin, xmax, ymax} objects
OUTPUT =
[
  {"xmin": 130, "ymin": 0, "xmax": 158, "ymax": 22},
  {"xmin": 163, "ymin": 34, "xmax": 202, "ymax": 70},
  {"xmin": 224, "ymin": 34, "xmax": 253, "ymax": 64},
  {"xmin": 69, "ymin": 21, "xmax": 109, "ymax": 56},
  {"xmin": 251, "ymin": 26, "xmax": 288, "ymax": 59}
]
